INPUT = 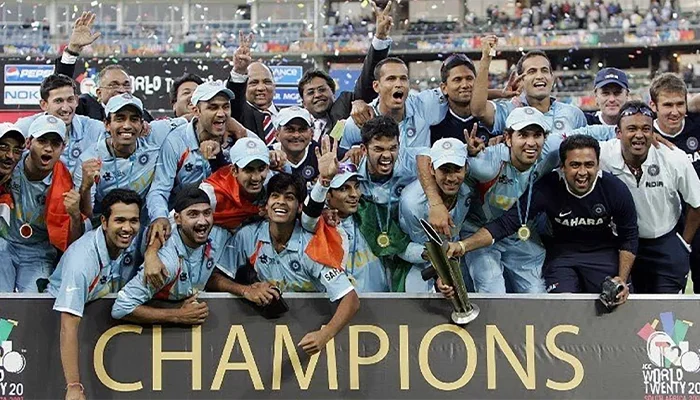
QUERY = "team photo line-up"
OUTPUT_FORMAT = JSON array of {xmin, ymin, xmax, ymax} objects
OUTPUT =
[{"xmin": 0, "ymin": 6, "xmax": 698, "ymax": 399}]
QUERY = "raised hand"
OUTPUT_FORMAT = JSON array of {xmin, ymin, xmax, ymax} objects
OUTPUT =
[
  {"xmin": 373, "ymin": 1, "xmax": 394, "ymax": 40},
  {"xmin": 314, "ymin": 135, "xmax": 339, "ymax": 182},
  {"xmin": 63, "ymin": 190, "xmax": 82, "ymax": 219},
  {"xmin": 79, "ymin": 158, "xmax": 102, "ymax": 191},
  {"xmin": 68, "ymin": 11, "xmax": 101, "ymax": 54},
  {"xmin": 464, "ymin": 125, "xmax": 485, "ymax": 157},
  {"xmin": 233, "ymin": 30, "xmax": 254, "ymax": 75},
  {"xmin": 502, "ymin": 70, "xmax": 524, "ymax": 98},
  {"xmin": 481, "ymin": 35, "xmax": 498, "ymax": 60}
]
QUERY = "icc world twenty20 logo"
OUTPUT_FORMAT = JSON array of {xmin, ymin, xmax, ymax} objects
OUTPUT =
[
  {"xmin": 0, "ymin": 317, "xmax": 26, "ymax": 399},
  {"xmin": 638, "ymin": 312, "xmax": 700, "ymax": 399}
]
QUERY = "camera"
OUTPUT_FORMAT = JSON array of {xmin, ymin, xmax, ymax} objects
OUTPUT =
[{"xmin": 600, "ymin": 276, "xmax": 625, "ymax": 308}]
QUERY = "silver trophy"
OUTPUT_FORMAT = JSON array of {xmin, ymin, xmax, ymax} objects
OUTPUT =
[{"xmin": 420, "ymin": 218, "xmax": 479, "ymax": 325}]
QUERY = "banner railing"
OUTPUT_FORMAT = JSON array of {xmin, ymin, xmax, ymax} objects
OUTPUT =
[{"xmin": 1, "ymin": 293, "xmax": 699, "ymax": 399}]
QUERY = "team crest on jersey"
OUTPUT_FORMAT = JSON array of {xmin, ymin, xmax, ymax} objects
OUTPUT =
[
  {"xmin": 184, "ymin": 163, "xmax": 193, "ymax": 172},
  {"xmin": 394, "ymin": 185, "xmax": 405, "ymax": 197},
  {"xmin": 123, "ymin": 253, "xmax": 133, "ymax": 265},
  {"xmin": 71, "ymin": 147, "xmax": 81, "ymax": 158},
  {"xmin": 497, "ymin": 174, "xmax": 514, "ymax": 185},
  {"xmin": 406, "ymin": 127, "xmax": 416, "ymax": 138},
  {"xmin": 290, "ymin": 260, "xmax": 301, "ymax": 271},
  {"xmin": 648, "ymin": 164, "xmax": 660, "ymax": 177},
  {"xmin": 258, "ymin": 254, "xmax": 269, "ymax": 264},
  {"xmin": 592, "ymin": 203, "xmax": 606, "ymax": 216},
  {"xmin": 100, "ymin": 276, "xmax": 108, "ymax": 285},
  {"xmin": 688, "ymin": 137, "xmax": 699, "ymax": 151},
  {"xmin": 554, "ymin": 120, "xmax": 565, "ymax": 130},
  {"xmin": 36, "ymin": 194, "xmax": 46, "ymax": 205},
  {"xmin": 103, "ymin": 172, "xmax": 113, "ymax": 181},
  {"xmin": 179, "ymin": 272, "xmax": 188, "ymax": 281},
  {"xmin": 206, "ymin": 258, "xmax": 214, "ymax": 269},
  {"xmin": 138, "ymin": 154, "xmax": 149, "ymax": 165},
  {"xmin": 302, "ymin": 166, "xmax": 316, "ymax": 179}
]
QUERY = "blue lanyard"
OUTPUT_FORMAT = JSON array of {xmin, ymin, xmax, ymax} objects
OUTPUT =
[{"xmin": 515, "ymin": 164, "xmax": 536, "ymax": 226}]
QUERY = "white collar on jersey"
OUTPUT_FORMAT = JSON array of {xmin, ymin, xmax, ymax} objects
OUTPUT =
[
  {"xmin": 594, "ymin": 111, "xmax": 616, "ymax": 126},
  {"xmin": 654, "ymin": 118, "xmax": 686, "ymax": 138},
  {"xmin": 448, "ymin": 108, "xmax": 474, "ymax": 123},
  {"xmin": 557, "ymin": 168, "xmax": 603, "ymax": 199}
]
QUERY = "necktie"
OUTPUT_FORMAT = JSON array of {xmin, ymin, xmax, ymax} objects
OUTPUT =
[
  {"xmin": 262, "ymin": 111, "xmax": 277, "ymax": 145},
  {"xmin": 313, "ymin": 119, "xmax": 325, "ymax": 142}
]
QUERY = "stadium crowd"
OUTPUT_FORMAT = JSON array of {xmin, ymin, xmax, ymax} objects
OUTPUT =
[{"xmin": 2, "ymin": 3, "xmax": 700, "ymax": 399}]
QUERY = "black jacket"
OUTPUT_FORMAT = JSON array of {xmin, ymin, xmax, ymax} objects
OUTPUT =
[
  {"xmin": 228, "ymin": 45, "xmax": 388, "ymax": 139},
  {"xmin": 54, "ymin": 57, "xmax": 154, "ymax": 122}
]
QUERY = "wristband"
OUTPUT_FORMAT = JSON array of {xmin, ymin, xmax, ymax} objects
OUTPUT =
[
  {"xmin": 458, "ymin": 241, "xmax": 467, "ymax": 254},
  {"xmin": 66, "ymin": 382, "xmax": 84, "ymax": 392},
  {"xmin": 64, "ymin": 48, "xmax": 80, "ymax": 57}
]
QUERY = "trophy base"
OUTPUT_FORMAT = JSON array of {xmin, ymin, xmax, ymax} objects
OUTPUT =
[{"xmin": 451, "ymin": 305, "xmax": 480, "ymax": 325}]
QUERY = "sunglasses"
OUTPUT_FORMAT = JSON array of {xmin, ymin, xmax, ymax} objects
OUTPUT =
[
  {"xmin": 338, "ymin": 162, "xmax": 358, "ymax": 174},
  {"xmin": 619, "ymin": 104, "xmax": 655, "ymax": 119}
]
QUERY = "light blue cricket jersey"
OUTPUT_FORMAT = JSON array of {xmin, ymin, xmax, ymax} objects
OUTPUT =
[
  {"xmin": 219, "ymin": 220, "xmax": 355, "ymax": 302},
  {"xmin": 74, "ymin": 118, "xmax": 186, "ymax": 221},
  {"xmin": 146, "ymin": 120, "xmax": 214, "ymax": 221},
  {"xmin": 111, "ymin": 225, "xmax": 231, "ymax": 319},
  {"xmin": 4, "ymin": 155, "xmax": 53, "ymax": 245},
  {"xmin": 399, "ymin": 179, "xmax": 473, "ymax": 243},
  {"xmin": 491, "ymin": 95, "xmax": 588, "ymax": 136},
  {"xmin": 340, "ymin": 89, "xmax": 448, "ymax": 153},
  {"xmin": 48, "ymin": 225, "xmax": 140, "ymax": 317},
  {"xmin": 16, "ymin": 113, "xmax": 106, "ymax": 174}
]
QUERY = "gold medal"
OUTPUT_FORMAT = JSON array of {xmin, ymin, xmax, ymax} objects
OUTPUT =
[
  {"xmin": 517, "ymin": 225, "xmax": 531, "ymax": 241},
  {"xmin": 19, "ymin": 223, "xmax": 33, "ymax": 239},
  {"xmin": 377, "ymin": 232, "xmax": 391, "ymax": 248}
]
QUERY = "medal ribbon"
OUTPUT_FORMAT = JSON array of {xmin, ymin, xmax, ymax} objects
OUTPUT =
[
  {"xmin": 16, "ymin": 173, "xmax": 45, "ymax": 234},
  {"xmin": 373, "ymin": 189, "xmax": 393, "ymax": 236},
  {"xmin": 515, "ymin": 163, "xmax": 537, "ymax": 228}
]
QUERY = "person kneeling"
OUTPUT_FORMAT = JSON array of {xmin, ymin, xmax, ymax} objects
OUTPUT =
[
  {"xmin": 111, "ymin": 185, "xmax": 232, "ymax": 324},
  {"xmin": 218, "ymin": 172, "xmax": 360, "ymax": 354}
]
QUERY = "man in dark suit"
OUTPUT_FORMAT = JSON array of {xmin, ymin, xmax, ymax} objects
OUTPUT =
[
  {"xmin": 53, "ymin": 12, "xmax": 154, "ymax": 122},
  {"xmin": 227, "ymin": 1, "xmax": 393, "ymax": 144}
]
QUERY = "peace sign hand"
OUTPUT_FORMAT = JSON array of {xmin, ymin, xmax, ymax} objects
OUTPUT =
[
  {"xmin": 233, "ymin": 30, "xmax": 254, "ymax": 75},
  {"xmin": 373, "ymin": 1, "xmax": 394, "ymax": 40},
  {"xmin": 68, "ymin": 11, "xmax": 101, "ymax": 54},
  {"xmin": 314, "ymin": 136, "xmax": 339, "ymax": 182},
  {"xmin": 464, "ymin": 125, "xmax": 485, "ymax": 157},
  {"xmin": 502, "ymin": 70, "xmax": 525, "ymax": 98}
]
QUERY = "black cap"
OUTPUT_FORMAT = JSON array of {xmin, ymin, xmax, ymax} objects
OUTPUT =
[{"xmin": 173, "ymin": 184, "xmax": 211, "ymax": 213}]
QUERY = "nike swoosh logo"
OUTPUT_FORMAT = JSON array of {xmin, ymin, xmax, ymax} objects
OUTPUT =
[
  {"xmin": 558, "ymin": 211, "xmax": 572, "ymax": 217},
  {"xmin": 66, "ymin": 287, "xmax": 79, "ymax": 292}
]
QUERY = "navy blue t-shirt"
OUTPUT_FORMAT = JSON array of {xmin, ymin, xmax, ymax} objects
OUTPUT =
[
  {"xmin": 655, "ymin": 113, "xmax": 700, "ymax": 178},
  {"xmin": 430, "ymin": 110, "xmax": 490, "ymax": 145},
  {"xmin": 485, "ymin": 170, "xmax": 639, "ymax": 269}
]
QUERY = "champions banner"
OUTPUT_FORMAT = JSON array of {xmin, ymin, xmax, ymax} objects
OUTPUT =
[{"xmin": 0, "ymin": 293, "xmax": 699, "ymax": 400}]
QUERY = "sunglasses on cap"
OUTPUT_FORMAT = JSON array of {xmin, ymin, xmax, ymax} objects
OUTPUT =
[
  {"xmin": 619, "ymin": 103, "xmax": 655, "ymax": 119},
  {"xmin": 338, "ymin": 162, "xmax": 358, "ymax": 174}
]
